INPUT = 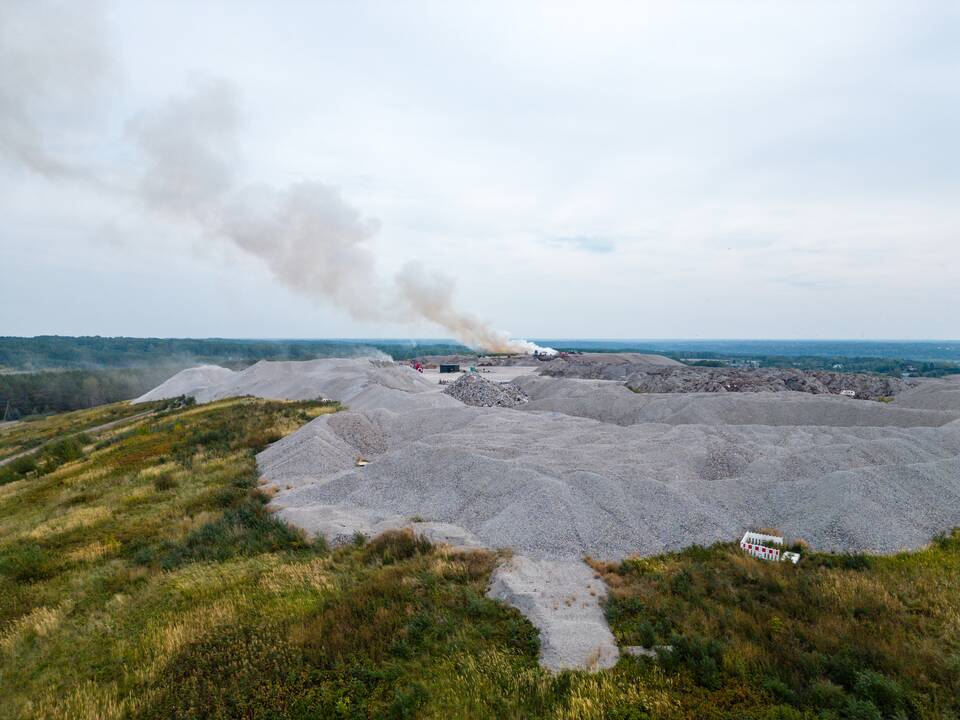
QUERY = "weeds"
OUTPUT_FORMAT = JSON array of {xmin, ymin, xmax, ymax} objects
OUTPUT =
[{"xmin": 595, "ymin": 535, "xmax": 960, "ymax": 718}]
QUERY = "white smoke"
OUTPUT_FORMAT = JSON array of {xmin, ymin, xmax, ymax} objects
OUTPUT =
[
  {"xmin": 126, "ymin": 82, "xmax": 541, "ymax": 352},
  {"xmin": 0, "ymin": 0, "xmax": 544, "ymax": 353}
]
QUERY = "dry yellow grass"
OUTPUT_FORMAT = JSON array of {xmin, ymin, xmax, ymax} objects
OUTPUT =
[
  {"xmin": 67, "ymin": 538, "xmax": 121, "ymax": 563},
  {"xmin": 149, "ymin": 599, "xmax": 239, "ymax": 660},
  {"xmin": 27, "ymin": 505, "xmax": 111, "ymax": 539},
  {"xmin": 28, "ymin": 680, "xmax": 141, "ymax": 720},
  {"xmin": 259, "ymin": 556, "xmax": 333, "ymax": 594},
  {"xmin": 1, "ymin": 603, "xmax": 70, "ymax": 652}
]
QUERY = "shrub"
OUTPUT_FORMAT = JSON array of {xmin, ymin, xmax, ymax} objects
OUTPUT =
[
  {"xmin": 157, "ymin": 502, "xmax": 314, "ymax": 569},
  {"xmin": 0, "ymin": 542, "xmax": 55, "ymax": 582},
  {"xmin": 825, "ymin": 650, "xmax": 868, "ymax": 690},
  {"xmin": 387, "ymin": 681, "xmax": 429, "ymax": 719},
  {"xmin": 363, "ymin": 529, "xmax": 432, "ymax": 565},
  {"xmin": 758, "ymin": 706, "xmax": 811, "ymax": 720},
  {"xmin": 660, "ymin": 635, "xmax": 725, "ymax": 689},
  {"xmin": 813, "ymin": 553, "xmax": 873, "ymax": 571},
  {"xmin": 140, "ymin": 623, "xmax": 311, "ymax": 720},
  {"xmin": 0, "ymin": 454, "xmax": 38, "ymax": 484},
  {"xmin": 669, "ymin": 568, "xmax": 694, "ymax": 598},
  {"xmin": 842, "ymin": 698, "xmax": 882, "ymax": 720},
  {"xmin": 806, "ymin": 680, "xmax": 847, "ymax": 710},
  {"xmin": 853, "ymin": 670, "xmax": 911, "ymax": 718},
  {"xmin": 152, "ymin": 472, "xmax": 178, "ymax": 491},
  {"xmin": 762, "ymin": 676, "xmax": 796, "ymax": 704}
]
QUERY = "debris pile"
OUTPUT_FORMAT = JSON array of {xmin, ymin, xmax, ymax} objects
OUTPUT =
[
  {"xmin": 541, "ymin": 358, "xmax": 909, "ymax": 401},
  {"xmin": 443, "ymin": 372, "xmax": 530, "ymax": 407}
]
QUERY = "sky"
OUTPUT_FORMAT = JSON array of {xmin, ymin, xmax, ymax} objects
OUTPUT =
[{"xmin": 1, "ymin": 0, "xmax": 958, "ymax": 342}]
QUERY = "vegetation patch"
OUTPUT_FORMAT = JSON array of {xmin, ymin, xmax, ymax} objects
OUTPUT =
[{"xmin": 593, "ymin": 536, "xmax": 960, "ymax": 718}]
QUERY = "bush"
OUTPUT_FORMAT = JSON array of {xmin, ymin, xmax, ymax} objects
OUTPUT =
[
  {"xmin": 140, "ymin": 623, "xmax": 311, "ymax": 720},
  {"xmin": 669, "ymin": 568, "xmax": 694, "ymax": 598},
  {"xmin": 0, "ymin": 542, "xmax": 55, "ymax": 582},
  {"xmin": 813, "ymin": 553, "xmax": 873, "ymax": 571},
  {"xmin": 363, "ymin": 529, "xmax": 432, "ymax": 565},
  {"xmin": 806, "ymin": 680, "xmax": 847, "ymax": 710},
  {"xmin": 853, "ymin": 670, "xmax": 911, "ymax": 718},
  {"xmin": 762, "ymin": 676, "xmax": 796, "ymax": 704},
  {"xmin": 153, "ymin": 472, "xmax": 178, "ymax": 491},
  {"xmin": 0, "ymin": 454, "xmax": 38, "ymax": 484},
  {"xmin": 758, "ymin": 706, "xmax": 811, "ymax": 720},
  {"xmin": 842, "ymin": 698, "xmax": 882, "ymax": 720},
  {"xmin": 157, "ymin": 502, "xmax": 314, "ymax": 569},
  {"xmin": 660, "ymin": 635, "xmax": 725, "ymax": 689}
]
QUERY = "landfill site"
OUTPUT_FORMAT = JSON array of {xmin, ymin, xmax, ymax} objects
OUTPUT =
[{"xmin": 136, "ymin": 353, "xmax": 960, "ymax": 670}]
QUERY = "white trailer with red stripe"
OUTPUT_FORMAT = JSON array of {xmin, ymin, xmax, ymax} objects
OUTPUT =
[{"xmin": 740, "ymin": 531, "xmax": 800, "ymax": 564}]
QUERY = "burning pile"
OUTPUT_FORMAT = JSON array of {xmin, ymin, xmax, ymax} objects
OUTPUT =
[{"xmin": 443, "ymin": 373, "xmax": 530, "ymax": 408}]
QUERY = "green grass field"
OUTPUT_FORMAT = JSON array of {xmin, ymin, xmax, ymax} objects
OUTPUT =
[{"xmin": 1, "ymin": 399, "xmax": 958, "ymax": 719}]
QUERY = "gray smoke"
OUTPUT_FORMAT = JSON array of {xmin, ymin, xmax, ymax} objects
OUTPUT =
[
  {"xmin": 395, "ymin": 263, "xmax": 542, "ymax": 353},
  {"xmin": 0, "ymin": 1, "xmax": 548, "ymax": 354},
  {"xmin": 129, "ymin": 82, "xmax": 543, "ymax": 351}
]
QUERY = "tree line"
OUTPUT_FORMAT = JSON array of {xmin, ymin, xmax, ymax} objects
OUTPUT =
[{"xmin": 0, "ymin": 367, "xmax": 181, "ymax": 419}]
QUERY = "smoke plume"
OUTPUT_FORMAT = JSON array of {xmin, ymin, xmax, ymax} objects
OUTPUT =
[
  {"xmin": 127, "ymin": 83, "xmax": 545, "ymax": 352},
  {"xmin": 0, "ymin": 2, "xmax": 548, "ymax": 354}
]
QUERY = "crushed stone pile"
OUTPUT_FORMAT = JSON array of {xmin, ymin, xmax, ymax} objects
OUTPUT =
[
  {"xmin": 893, "ymin": 375, "xmax": 960, "ymax": 412},
  {"xmin": 443, "ymin": 373, "xmax": 530, "ymax": 407},
  {"xmin": 134, "ymin": 365, "xmax": 237, "ymax": 402},
  {"xmin": 133, "ymin": 358, "xmax": 455, "ymax": 412},
  {"xmin": 138, "ymin": 359, "xmax": 960, "ymax": 558},
  {"xmin": 540, "ymin": 355, "xmax": 909, "ymax": 400},
  {"xmin": 138, "ymin": 358, "xmax": 960, "ymax": 671},
  {"xmin": 512, "ymin": 376, "xmax": 956, "ymax": 428},
  {"xmin": 261, "ymin": 401, "xmax": 960, "ymax": 559}
]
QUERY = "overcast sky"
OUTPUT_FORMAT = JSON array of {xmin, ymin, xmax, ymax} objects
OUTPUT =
[{"xmin": 1, "ymin": 0, "xmax": 958, "ymax": 341}]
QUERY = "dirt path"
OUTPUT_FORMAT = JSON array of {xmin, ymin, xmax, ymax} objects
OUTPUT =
[{"xmin": 0, "ymin": 410, "xmax": 155, "ymax": 467}]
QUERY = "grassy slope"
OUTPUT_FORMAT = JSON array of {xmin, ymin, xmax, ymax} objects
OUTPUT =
[
  {"xmin": 0, "ymin": 400, "xmax": 160, "ymax": 461},
  {"xmin": 0, "ymin": 400, "xmax": 957, "ymax": 719}
]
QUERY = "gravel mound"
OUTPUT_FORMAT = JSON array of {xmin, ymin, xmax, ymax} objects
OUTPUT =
[
  {"xmin": 513, "ymin": 376, "xmax": 957, "ymax": 428},
  {"xmin": 443, "ymin": 373, "xmax": 530, "ymax": 407},
  {"xmin": 137, "ymin": 358, "xmax": 960, "ymax": 671},
  {"xmin": 138, "ymin": 359, "xmax": 960, "ymax": 558},
  {"xmin": 133, "ymin": 365, "xmax": 237, "ymax": 402},
  {"xmin": 263, "ymin": 405, "xmax": 960, "ymax": 559},
  {"xmin": 893, "ymin": 376, "xmax": 960, "ymax": 412},
  {"xmin": 535, "ymin": 353, "xmax": 682, "ymax": 380},
  {"xmin": 132, "ymin": 358, "xmax": 446, "ymax": 408}
]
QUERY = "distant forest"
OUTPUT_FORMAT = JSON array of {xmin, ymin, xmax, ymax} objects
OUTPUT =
[
  {"xmin": 0, "ymin": 336, "xmax": 468, "ymax": 371},
  {"xmin": 1, "ymin": 336, "xmax": 957, "ymax": 419},
  {"xmin": 0, "ymin": 367, "xmax": 180, "ymax": 419},
  {"xmin": 0, "ymin": 337, "xmax": 469, "ymax": 418}
]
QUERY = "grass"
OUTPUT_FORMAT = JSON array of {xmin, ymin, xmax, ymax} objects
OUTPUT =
[
  {"xmin": 0, "ymin": 399, "xmax": 162, "ymax": 461},
  {"xmin": 593, "ymin": 539, "xmax": 960, "ymax": 719},
  {"xmin": 0, "ymin": 398, "xmax": 958, "ymax": 718}
]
